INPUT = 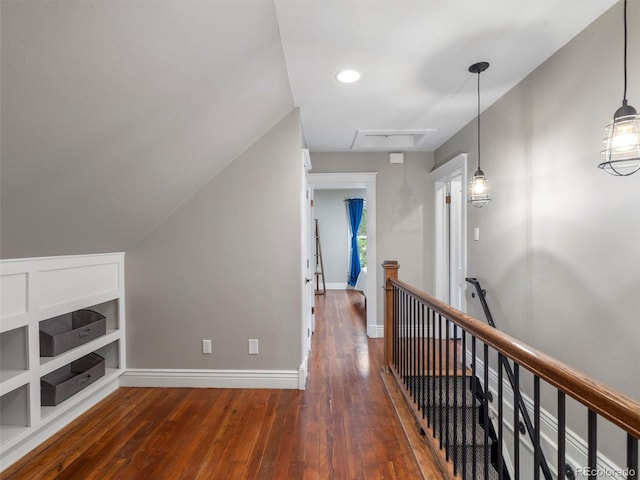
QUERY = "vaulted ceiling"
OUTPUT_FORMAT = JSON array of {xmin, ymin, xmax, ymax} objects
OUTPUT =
[{"xmin": 0, "ymin": 0, "xmax": 617, "ymax": 258}]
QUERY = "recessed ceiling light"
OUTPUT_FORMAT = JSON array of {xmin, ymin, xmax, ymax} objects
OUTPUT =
[{"xmin": 336, "ymin": 70, "xmax": 361, "ymax": 83}]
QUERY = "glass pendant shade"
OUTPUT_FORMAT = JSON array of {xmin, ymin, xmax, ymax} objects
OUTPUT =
[
  {"xmin": 599, "ymin": 104, "xmax": 640, "ymax": 176},
  {"xmin": 599, "ymin": 0, "xmax": 639, "ymax": 176},
  {"xmin": 469, "ymin": 168, "xmax": 491, "ymax": 208}
]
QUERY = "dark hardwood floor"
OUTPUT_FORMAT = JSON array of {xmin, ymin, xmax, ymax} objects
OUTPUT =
[{"xmin": 2, "ymin": 290, "xmax": 435, "ymax": 479}]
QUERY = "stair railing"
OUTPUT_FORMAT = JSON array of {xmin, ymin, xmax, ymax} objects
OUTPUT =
[
  {"xmin": 383, "ymin": 260, "xmax": 640, "ymax": 480},
  {"xmin": 466, "ymin": 277, "xmax": 553, "ymax": 480}
]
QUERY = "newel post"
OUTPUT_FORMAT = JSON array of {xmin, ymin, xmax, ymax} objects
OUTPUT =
[{"xmin": 382, "ymin": 260, "xmax": 399, "ymax": 367}]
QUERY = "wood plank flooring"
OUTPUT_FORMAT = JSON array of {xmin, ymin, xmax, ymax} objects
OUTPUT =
[{"xmin": 2, "ymin": 290, "xmax": 442, "ymax": 479}]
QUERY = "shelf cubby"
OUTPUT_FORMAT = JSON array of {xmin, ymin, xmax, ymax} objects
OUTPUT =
[
  {"xmin": 0, "ymin": 326, "xmax": 29, "ymax": 394},
  {"xmin": 1, "ymin": 253, "xmax": 126, "ymax": 471},
  {"xmin": 0, "ymin": 384, "xmax": 30, "ymax": 445}
]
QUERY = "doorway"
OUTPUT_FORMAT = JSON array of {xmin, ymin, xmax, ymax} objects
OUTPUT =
[
  {"xmin": 308, "ymin": 172, "xmax": 378, "ymax": 338},
  {"xmin": 432, "ymin": 153, "xmax": 468, "ymax": 335}
]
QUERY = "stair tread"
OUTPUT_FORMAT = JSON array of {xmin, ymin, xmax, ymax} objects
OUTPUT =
[
  {"xmin": 430, "ymin": 412, "xmax": 491, "ymax": 446},
  {"xmin": 457, "ymin": 460, "xmax": 501, "ymax": 480},
  {"xmin": 401, "ymin": 373, "xmax": 503, "ymax": 480},
  {"xmin": 405, "ymin": 376, "xmax": 479, "ymax": 407}
]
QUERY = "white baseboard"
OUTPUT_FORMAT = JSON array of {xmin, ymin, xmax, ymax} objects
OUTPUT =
[
  {"xmin": 326, "ymin": 282, "xmax": 349, "ymax": 290},
  {"xmin": 119, "ymin": 368, "xmax": 300, "ymax": 389},
  {"xmin": 468, "ymin": 352, "xmax": 628, "ymax": 479},
  {"xmin": 367, "ymin": 324, "xmax": 384, "ymax": 338}
]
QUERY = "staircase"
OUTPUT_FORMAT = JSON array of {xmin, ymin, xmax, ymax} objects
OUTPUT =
[
  {"xmin": 383, "ymin": 261, "xmax": 640, "ymax": 480},
  {"xmin": 405, "ymin": 374, "xmax": 504, "ymax": 480}
]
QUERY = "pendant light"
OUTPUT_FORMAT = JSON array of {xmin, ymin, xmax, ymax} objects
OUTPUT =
[
  {"xmin": 468, "ymin": 61, "xmax": 491, "ymax": 207},
  {"xmin": 599, "ymin": 0, "xmax": 640, "ymax": 176}
]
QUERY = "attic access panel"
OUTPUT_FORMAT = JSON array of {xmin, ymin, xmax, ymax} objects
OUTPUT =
[{"xmin": 351, "ymin": 129, "xmax": 436, "ymax": 151}]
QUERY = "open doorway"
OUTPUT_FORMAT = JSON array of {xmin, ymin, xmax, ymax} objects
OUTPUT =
[
  {"xmin": 313, "ymin": 188, "xmax": 366, "ymax": 291},
  {"xmin": 309, "ymin": 172, "xmax": 378, "ymax": 338}
]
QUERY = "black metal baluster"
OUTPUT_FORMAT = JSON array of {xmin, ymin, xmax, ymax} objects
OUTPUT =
[
  {"xmin": 497, "ymin": 353, "xmax": 504, "ymax": 480},
  {"xmin": 432, "ymin": 309, "xmax": 437, "ymax": 438},
  {"xmin": 472, "ymin": 336, "xmax": 477, "ymax": 480},
  {"xmin": 397, "ymin": 289, "xmax": 400, "ymax": 374},
  {"xmin": 416, "ymin": 301, "xmax": 419, "ymax": 411},
  {"xmin": 446, "ymin": 318, "xmax": 451, "ymax": 462},
  {"xmin": 400, "ymin": 288, "xmax": 403, "ymax": 373},
  {"xmin": 461, "ymin": 330, "xmax": 467, "ymax": 480},
  {"xmin": 394, "ymin": 287, "xmax": 398, "ymax": 369},
  {"xmin": 398, "ymin": 290, "xmax": 402, "ymax": 377},
  {"xmin": 400, "ymin": 290, "xmax": 403, "ymax": 378},
  {"xmin": 426, "ymin": 306, "xmax": 431, "ymax": 425},
  {"xmin": 628, "ymin": 434, "xmax": 638, "ymax": 480},
  {"xmin": 534, "ymin": 376, "xmax": 540, "ymax": 480},
  {"xmin": 588, "ymin": 410, "xmax": 597, "ymax": 477},
  {"xmin": 415, "ymin": 298, "xmax": 420, "ymax": 404},
  {"xmin": 558, "ymin": 391, "xmax": 566, "ymax": 480},
  {"xmin": 406, "ymin": 294, "xmax": 410, "ymax": 391},
  {"xmin": 403, "ymin": 291, "xmax": 408, "ymax": 385},
  {"xmin": 411, "ymin": 297, "xmax": 415, "ymax": 402},
  {"xmin": 412, "ymin": 298, "xmax": 420, "ymax": 408},
  {"xmin": 483, "ymin": 343, "xmax": 489, "ymax": 479},
  {"xmin": 453, "ymin": 323, "xmax": 458, "ymax": 476},
  {"xmin": 438, "ymin": 314, "xmax": 443, "ymax": 449},
  {"xmin": 398, "ymin": 290, "xmax": 402, "ymax": 376},
  {"xmin": 513, "ymin": 363, "xmax": 520, "ymax": 480},
  {"xmin": 421, "ymin": 303, "xmax": 425, "ymax": 418},
  {"xmin": 391, "ymin": 287, "xmax": 395, "ymax": 368}
]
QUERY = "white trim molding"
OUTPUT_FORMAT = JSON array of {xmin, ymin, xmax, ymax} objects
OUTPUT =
[
  {"xmin": 120, "ymin": 369, "xmax": 300, "ymax": 390},
  {"xmin": 431, "ymin": 153, "xmax": 468, "ymax": 312},
  {"xmin": 298, "ymin": 359, "xmax": 308, "ymax": 390},
  {"xmin": 367, "ymin": 324, "xmax": 384, "ymax": 339}
]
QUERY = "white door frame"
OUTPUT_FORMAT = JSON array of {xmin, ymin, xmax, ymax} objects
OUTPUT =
[
  {"xmin": 308, "ymin": 172, "xmax": 379, "ymax": 338},
  {"xmin": 431, "ymin": 153, "xmax": 468, "ymax": 314},
  {"xmin": 299, "ymin": 149, "xmax": 313, "ymax": 389}
]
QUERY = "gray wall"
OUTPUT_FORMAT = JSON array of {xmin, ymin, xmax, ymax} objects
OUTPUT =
[
  {"xmin": 313, "ymin": 189, "xmax": 365, "ymax": 286},
  {"xmin": 126, "ymin": 109, "xmax": 302, "ymax": 370},
  {"xmin": 435, "ymin": 0, "xmax": 639, "ymax": 460},
  {"xmin": 311, "ymin": 152, "xmax": 434, "ymax": 326}
]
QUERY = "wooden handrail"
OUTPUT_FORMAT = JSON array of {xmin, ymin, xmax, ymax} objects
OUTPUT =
[{"xmin": 387, "ymin": 275, "xmax": 640, "ymax": 440}]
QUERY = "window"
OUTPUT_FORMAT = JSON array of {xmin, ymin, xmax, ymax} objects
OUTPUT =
[{"xmin": 357, "ymin": 204, "xmax": 367, "ymax": 268}]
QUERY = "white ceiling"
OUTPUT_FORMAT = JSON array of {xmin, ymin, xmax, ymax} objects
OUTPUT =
[{"xmin": 275, "ymin": 0, "xmax": 617, "ymax": 151}]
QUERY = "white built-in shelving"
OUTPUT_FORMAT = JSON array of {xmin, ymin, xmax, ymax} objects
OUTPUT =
[{"xmin": 0, "ymin": 253, "xmax": 126, "ymax": 469}]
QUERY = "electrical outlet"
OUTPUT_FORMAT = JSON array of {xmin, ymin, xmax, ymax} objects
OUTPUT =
[
  {"xmin": 202, "ymin": 339, "xmax": 212, "ymax": 354},
  {"xmin": 248, "ymin": 339, "xmax": 259, "ymax": 355}
]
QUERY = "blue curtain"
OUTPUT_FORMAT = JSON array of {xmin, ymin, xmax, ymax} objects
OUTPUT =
[{"xmin": 347, "ymin": 198, "xmax": 364, "ymax": 286}]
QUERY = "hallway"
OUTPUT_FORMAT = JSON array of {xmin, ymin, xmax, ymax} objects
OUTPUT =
[{"xmin": 3, "ymin": 290, "xmax": 429, "ymax": 479}]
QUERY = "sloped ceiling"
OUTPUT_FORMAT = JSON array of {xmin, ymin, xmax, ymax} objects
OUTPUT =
[{"xmin": 1, "ymin": 0, "xmax": 293, "ymax": 258}]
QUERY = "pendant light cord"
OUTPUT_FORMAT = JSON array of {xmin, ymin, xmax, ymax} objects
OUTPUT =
[
  {"xmin": 477, "ymin": 70, "xmax": 481, "ymax": 170},
  {"xmin": 623, "ymin": 0, "xmax": 628, "ymax": 104}
]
